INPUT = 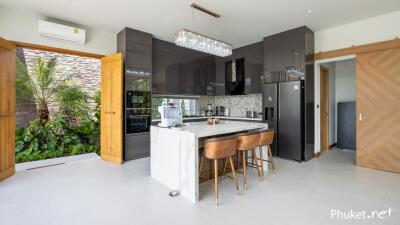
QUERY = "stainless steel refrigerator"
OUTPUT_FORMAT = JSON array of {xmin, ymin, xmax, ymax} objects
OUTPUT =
[{"xmin": 262, "ymin": 80, "xmax": 305, "ymax": 161}]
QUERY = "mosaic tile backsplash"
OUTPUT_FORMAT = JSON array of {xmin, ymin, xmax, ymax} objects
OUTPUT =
[{"xmin": 199, "ymin": 94, "xmax": 262, "ymax": 117}]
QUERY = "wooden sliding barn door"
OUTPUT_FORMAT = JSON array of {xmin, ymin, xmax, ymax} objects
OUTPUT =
[
  {"xmin": 100, "ymin": 53, "xmax": 123, "ymax": 164},
  {"xmin": 0, "ymin": 37, "xmax": 16, "ymax": 181},
  {"xmin": 356, "ymin": 47, "xmax": 400, "ymax": 173}
]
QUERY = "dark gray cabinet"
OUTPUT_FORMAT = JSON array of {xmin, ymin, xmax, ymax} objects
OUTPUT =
[
  {"xmin": 117, "ymin": 27, "xmax": 153, "ymax": 161},
  {"xmin": 118, "ymin": 27, "xmax": 152, "ymax": 70},
  {"xmin": 214, "ymin": 56, "xmax": 227, "ymax": 95},
  {"xmin": 263, "ymin": 26, "xmax": 311, "ymax": 84},
  {"xmin": 152, "ymin": 39, "xmax": 215, "ymax": 95},
  {"xmin": 215, "ymin": 41, "xmax": 263, "ymax": 95}
]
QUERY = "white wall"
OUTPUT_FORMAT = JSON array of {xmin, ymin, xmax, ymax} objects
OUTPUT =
[
  {"xmin": 315, "ymin": 10, "xmax": 400, "ymax": 52},
  {"xmin": 335, "ymin": 60, "xmax": 356, "ymax": 103},
  {"xmin": 0, "ymin": 6, "xmax": 116, "ymax": 55}
]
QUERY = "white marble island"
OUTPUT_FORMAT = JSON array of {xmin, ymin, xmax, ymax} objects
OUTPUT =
[{"xmin": 150, "ymin": 120, "xmax": 268, "ymax": 203}]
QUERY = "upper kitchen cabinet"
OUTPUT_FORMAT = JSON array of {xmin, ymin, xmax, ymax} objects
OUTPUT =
[
  {"xmin": 217, "ymin": 41, "xmax": 263, "ymax": 95},
  {"xmin": 117, "ymin": 27, "xmax": 152, "ymax": 70},
  {"xmin": 152, "ymin": 39, "xmax": 215, "ymax": 95},
  {"xmin": 263, "ymin": 26, "xmax": 313, "ymax": 84}
]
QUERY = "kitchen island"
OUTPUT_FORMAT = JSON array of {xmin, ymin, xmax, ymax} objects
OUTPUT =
[{"xmin": 150, "ymin": 121, "xmax": 268, "ymax": 203}]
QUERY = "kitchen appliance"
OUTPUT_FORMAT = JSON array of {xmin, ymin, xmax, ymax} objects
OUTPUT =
[
  {"xmin": 246, "ymin": 111, "xmax": 258, "ymax": 118},
  {"xmin": 224, "ymin": 108, "xmax": 230, "ymax": 117},
  {"xmin": 225, "ymin": 58, "xmax": 245, "ymax": 95},
  {"xmin": 262, "ymin": 80, "xmax": 305, "ymax": 161},
  {"xmin": 158, "ymin": 101, "xmax": 182, "ymax": 127},
  {"xmin": 205, "ymin": 104, "xmax": 214, "ymax": 116},
  {"xmin": 215, "ymin": 106, "xmax": 225, "ymax": 116}
]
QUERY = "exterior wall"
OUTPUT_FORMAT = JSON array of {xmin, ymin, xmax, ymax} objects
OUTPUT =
[{"xmin": 16, "ymin": 48, "xmax": 100, "ymax": 127}]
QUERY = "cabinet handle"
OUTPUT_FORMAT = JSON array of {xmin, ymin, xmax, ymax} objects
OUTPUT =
[
  {"xmin": 104, "ymin": 111, "xmax": 116, "ymax": 114},
  {"xmin": 358, "ymin": 113, "xmax": 363, "ymax": 121}
]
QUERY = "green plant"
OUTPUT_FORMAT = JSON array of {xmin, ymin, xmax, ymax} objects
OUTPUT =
[
  {"xmin": 15, "ymin": 57, "xmax": 101, "ymax": 163},
  {"xmin": 16, "ymin": 57, "xmax": 60, "ymax": 123}
]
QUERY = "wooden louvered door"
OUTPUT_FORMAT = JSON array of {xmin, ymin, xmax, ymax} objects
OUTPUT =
[
  {"xmin": 100, "ymin": 53, "xmax": 123, "ymax": 164},
  {"xmin": 0, "ymin": 37, "xmax": 16, "ymax": 181},
  {"xmin": 356, "ymin": 47, "xmax": 400, "ymax": 173}
]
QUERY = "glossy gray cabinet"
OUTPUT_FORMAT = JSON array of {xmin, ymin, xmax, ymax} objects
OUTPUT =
[
  {"xmin": 152, "ymin": 39, "xmax": 215, "ymax": 95},
  {"xmin": 117, "ymin": 27, "xmax": 152, "ymax": 70},
  {"xmin": 263, "ymin": 26, "xmax": 310, "ymax": 84},
  {"xmin": 117, "ymin": 27, "xmax": 153, "ymax": 161},
  {"xmin": 215, "ymin": 41, "xmax": 263, "ymax": 95}
]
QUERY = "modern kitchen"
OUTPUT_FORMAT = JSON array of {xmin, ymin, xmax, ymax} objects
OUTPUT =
[
  {"xmin": 113, "ymin": 4, "xmax": 315, "ymax": 204},
  {"xmin": 1, "ymin": 1, "xmax": 400, "ymax": 224}
]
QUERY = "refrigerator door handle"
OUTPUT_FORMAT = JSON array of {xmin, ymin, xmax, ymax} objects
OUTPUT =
[
  {"xmin": 265, "ymin": 107, "xmax": 269, "ymax": 120},
  {"xmin": 271, "ymin": 107, "xmax": 274, "ymax": 119}
]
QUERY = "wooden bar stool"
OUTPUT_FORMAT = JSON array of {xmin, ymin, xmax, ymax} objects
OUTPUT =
[
  {"xmin": 201, "ymin": 136, "xmax": 240, "ymax": 205},
  {"xmin": 254, "ymin": 128, "xmax": 276, "ymax": 177},
  {"xmin": 235, "ymin": 132, "xmax": 261, "ymax": 189}
]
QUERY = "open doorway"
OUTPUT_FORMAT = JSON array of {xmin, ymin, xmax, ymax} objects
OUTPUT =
[
  {"xmin": 319, "ymin": 58, "xmax": 356, "ymax": 157},
  {"xmin": 15, "ymin": 46, "xmax": 101, "ymax": 167}
]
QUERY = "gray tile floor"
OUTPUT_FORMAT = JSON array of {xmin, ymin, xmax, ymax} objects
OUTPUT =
[{"xmin": 1, "ymin": 148, "xmax": 399, "ymax": 225}]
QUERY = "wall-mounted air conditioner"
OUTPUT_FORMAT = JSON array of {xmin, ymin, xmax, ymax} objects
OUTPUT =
[{"xmin": 38, "ymin": 20, "xmax": 86, "ymax": 45}]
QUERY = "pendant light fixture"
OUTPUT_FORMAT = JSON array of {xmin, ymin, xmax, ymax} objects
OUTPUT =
[{"xmin": 175, "ymin": 3, "xmax": 232, "ymax": 57}]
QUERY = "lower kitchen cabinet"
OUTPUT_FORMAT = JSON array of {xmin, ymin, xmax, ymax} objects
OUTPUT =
[{"xmin": 125, "ymin": 132, "xmax": 150, "ymax": 160}]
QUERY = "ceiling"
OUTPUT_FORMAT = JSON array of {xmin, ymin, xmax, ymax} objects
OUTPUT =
[{"xmin": 1, "ymin": 0, "xmax": 400, "ymax": 48}]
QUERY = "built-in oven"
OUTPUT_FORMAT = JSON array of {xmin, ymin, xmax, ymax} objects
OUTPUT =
[
  {"xmin": 125, "ymin": 68, "xmax": 152, "ymax": 134},
  {"xmin": 126, "ymin": 108, "xmax": 151, "ymax": 133}
]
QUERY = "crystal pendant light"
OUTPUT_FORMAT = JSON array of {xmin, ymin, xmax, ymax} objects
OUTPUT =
[{"xmin": 175, "ymin": 3, "xmax": 233, "ymax": 57}]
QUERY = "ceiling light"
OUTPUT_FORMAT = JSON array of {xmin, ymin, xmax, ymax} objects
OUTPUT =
[
  {"xmin": 175, "ymin": 29, "xmax": 232, "ymax": 57},
  {"xmin": 307, "ymin": 9, "xmax": 312, "ymax": 13},
  {"xmin": 175, "ymin": 3, "xmax": 233, "ymax": 57}
]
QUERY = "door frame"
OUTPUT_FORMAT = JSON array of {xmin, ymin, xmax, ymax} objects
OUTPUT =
[
  {"xmin": 320, "ymin": 66, "xmax": 330, "ymax": 151},
  {"xmin": 314, "ymin": 55, "xmax": 356, "ymax": 155}
]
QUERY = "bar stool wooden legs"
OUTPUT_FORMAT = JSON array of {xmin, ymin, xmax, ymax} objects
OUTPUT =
[
  {"xmin": 266, "ymin": 145, "xmax": 276, "ymax": 173},
  {"xmin": 256, "ymin": 128, "xmax": 276, "ymax": 174},
  {"xmin": 236, "ymin": 132, "xmax": 261, "ymax": 189},
  {"xmin": 201, "ymin": 136, "xmax": 240, "ymax": 205},
  {"xmin": 213, "ymin": 159, "xmax": 218, "ymax": 205},
  {"xmin": 252, "ymin": 147, "xmax": 264, "ymax": 179}
]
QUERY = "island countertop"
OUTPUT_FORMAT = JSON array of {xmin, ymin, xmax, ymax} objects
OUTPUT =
[
  {"xmin": 174, "ymin": 120, "xmax": 268, "ymax": 137},
  {"xmin": 150, "ymin": 120, "xmax": 269, "ymax": 203}
]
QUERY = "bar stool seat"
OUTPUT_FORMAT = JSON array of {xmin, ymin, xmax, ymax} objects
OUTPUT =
[{"xmin": 200, "ymin": 135, "xmax": 240, "ymax": 205}]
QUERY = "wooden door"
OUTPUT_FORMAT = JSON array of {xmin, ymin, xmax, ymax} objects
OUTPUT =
[
  {"xmin": 100, "ymin": 53, "xmax": 123, "ymax": 164},
  {"xmin": 320, "ymin": 67, "xmax": 329, "ymax": 151},
  {"xmin": 0, "ymin": 37, "xmax": 16, "ymax": 181},
  {"xmin": 356, "ymin": 47, "xmax": 400, "ymax": 173}
]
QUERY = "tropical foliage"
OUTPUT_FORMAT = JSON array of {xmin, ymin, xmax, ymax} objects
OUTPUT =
[{"xmin": 15, "ymin": 57, "xmax": 100, "ymax": 163}]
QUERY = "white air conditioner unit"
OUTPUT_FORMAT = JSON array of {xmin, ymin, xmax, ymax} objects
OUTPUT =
[{"xmin": 38, "ymin": 20, "xmax": 86, "ymax": 45}]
